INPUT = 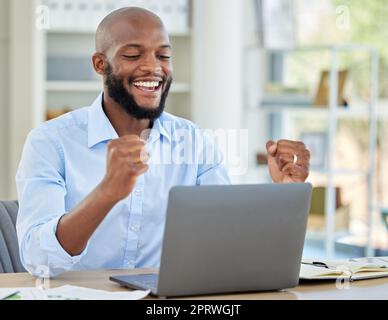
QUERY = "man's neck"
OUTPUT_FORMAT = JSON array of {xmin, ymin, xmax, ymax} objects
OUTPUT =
[{"xmin": 102, "ymin": 92, "xmax": 152, "ymax": 138}]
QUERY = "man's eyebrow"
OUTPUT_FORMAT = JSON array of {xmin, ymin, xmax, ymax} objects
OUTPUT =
[
  {"xmin": 121, "ymin": 44, "xmax": 172, "ymax": 49},
  {"xmin": 123, "ymin": 44, "xmax": 142, "ymax": 49}
]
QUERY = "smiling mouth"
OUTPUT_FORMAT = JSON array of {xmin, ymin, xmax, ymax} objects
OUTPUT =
[{"xmin": 132, "ymin": 80, "xmax": 163, "ymax": 93}]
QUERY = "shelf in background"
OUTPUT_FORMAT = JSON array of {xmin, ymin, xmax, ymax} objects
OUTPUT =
[
  {"xmin": 46, "ymin": 81, "xmax": 100, "ymax": 92},
  {"xmin": 261, "ymin": 104, "xmax": 371, "ymax": 117},
  {"xmin": 261, "ymin": 104, "xmax": 388, "ymax": 118},
  {"xmin": 45, "ymin": 81, "xmax": 191, "ymax": 93},
  {"xmin": 310, "ymin": 168, "xmax": 367, "ymax": 176}
]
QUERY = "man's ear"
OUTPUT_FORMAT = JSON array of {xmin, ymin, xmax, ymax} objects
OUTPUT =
[{"xmin": 92, "ymin": 53, "xmax": 106, "ymax": 76}]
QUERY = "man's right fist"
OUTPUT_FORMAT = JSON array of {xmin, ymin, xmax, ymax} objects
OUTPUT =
[{"xmin": 100, "ymin": 135, "xmax": 149, "ymax": 202}]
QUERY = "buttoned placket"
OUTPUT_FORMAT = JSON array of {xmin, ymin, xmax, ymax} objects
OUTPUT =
[
  {"xmin": 122, "ymin": 173, "xmax": 144, "ymax": 269},
  {"xmin": 122, "ymin": 135, "xmax": 157, "ymax": 269}
]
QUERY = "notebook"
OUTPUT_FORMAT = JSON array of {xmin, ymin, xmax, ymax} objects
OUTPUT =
[{"xmin": 300, "ymin": 257, "xmax": 388, "ymax": 281}]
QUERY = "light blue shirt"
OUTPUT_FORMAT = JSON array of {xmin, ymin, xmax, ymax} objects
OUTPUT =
[{"xmin": 16, "ymin": 93, "xmax": 230, "ymax": 277}]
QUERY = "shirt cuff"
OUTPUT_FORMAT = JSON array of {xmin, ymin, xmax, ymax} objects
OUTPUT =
[{"xmin": 39, "ymin": 214, "xmax": 88, "ymax": 268}]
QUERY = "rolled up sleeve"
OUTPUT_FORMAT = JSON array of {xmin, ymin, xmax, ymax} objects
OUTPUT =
[{"xmin": 16, "ymin": 127, "xmax": 88, "ymax": 277}]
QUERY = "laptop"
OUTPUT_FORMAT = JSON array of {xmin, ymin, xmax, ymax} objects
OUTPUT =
[{"xmin": 110, "ymin": 183, "xmax": 312, "ymax": 297}]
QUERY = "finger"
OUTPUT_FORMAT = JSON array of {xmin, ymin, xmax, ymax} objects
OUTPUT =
[
  {"xmin": 109, "ymin": 135, "xmax": 146, "ymax": 147},
  {"xmin": 139, "ymin": 148, "xmax": 150, "ymax": 163},
  {"xmin": 121, "ymin": 135, "xmax": 147, "ymax": 144},
  {"xmin": 281, "ymin": 163, "xmax": 309, "ymax": 181},
  {"xmin": 124, "ymin": 150, "xmax": 150, "ymax": 164},
  {"xmin": 276, "ymin": 147, "xmax": 309, "ymax": 158},
  {"xmin": 114, "ymin": 134, "xmax": 146, "ymax": 144},
  {"xmin": 123, "ymin": 141, "xmax": 147, "ymax": 153},
  {"xmin": 277, "ymin": 152, "xmax": 310, "ymax": 168},
  {"xmin": 277, "ymin": 140, "xmax": 307, "ymax": 153},
  {"xmin": 128, "ymin": 162, "xmax": 149, "ymax": 176},
  {"xmin": 276, "ymin": 154, "xmax": 309, "ymax": 171},
  {"xmin": 295, "ymin": 152, "xmax": 310, "ymax": 166},
  {"xmin": 276, "ymin": 153, "xmax": 294, "ymax": 171},
  {"xmin": 274, "ymin": 147, "xmax": 310, "ymax": 160},
  {"xmin": 282, "ymin": 161, "xmax": 309, "ymax": 173},
  {"xmin": 266, "ymin": 140, "xmax": 277, "ymax": 156},
  {"xmin": 108, "ymin": 141, "xmax": 145, "ymax": 154},
  {"xmin": 276, "ymin": 149, "xmax": 311, "ymax": 164},
  {"xmin": 136, "ymin": 164, "xmax": 149, "ymax": 176},
  {"xmin": 111, "ymin": 141, "xmax": 147, "ymax": 154}
]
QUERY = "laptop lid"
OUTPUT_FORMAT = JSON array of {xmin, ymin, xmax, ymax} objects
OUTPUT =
[{"xmin": 156, "ymin": 183, "xmax": 312, "ymax": 297}]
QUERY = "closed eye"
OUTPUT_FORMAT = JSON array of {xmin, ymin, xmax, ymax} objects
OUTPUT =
[
  {"xmin": 159, "ymin": 55, "xmax": 171, "ymax": 60},
  {"xmin": 123, "ymin": 55, "xmax": 140, "ymax": 60}
]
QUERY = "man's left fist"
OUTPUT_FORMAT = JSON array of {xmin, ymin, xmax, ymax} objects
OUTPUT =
[{"xmin": 265, "ymin": 139, "xmax": 310, "ymax": 183}]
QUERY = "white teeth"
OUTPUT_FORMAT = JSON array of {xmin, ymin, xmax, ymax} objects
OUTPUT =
[{"xmin": 133, "ymin": 81, "xmax": 160, "ymax": 88}]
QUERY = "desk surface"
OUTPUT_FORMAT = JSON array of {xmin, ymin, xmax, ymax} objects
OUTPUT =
[{"xmin": 1, "ymin": 269, "xmax": 388, "ymax": 300}]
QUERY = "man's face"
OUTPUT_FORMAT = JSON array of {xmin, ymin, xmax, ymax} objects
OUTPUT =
[
  {"xmin": 103, "ymin": 18, "xmax": 173, "ymax": 119},
  {"xmin": 104, "ymin": 62, "xmax": 172, "ymax": 120}
]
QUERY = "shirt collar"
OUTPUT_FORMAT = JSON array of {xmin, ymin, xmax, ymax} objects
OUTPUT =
[
  {"xmin": 87, "ymin": 93, "xmax": 118, "ymax": 148},
  {"xmin": 149, "ymin": 114, "xmax": 171, "ymax": 144},
  {"xmin": 87, "ymin": 92, "xmax": 171, "ymax": 148}
]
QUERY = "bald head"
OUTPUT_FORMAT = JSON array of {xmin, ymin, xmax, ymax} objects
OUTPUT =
[{"xmin": 95, "ymin": 7, "xmax": 167, "ymax": 54}]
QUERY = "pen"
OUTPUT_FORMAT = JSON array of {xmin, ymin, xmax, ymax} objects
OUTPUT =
[{"xmin": 302, "ymin": 262, "xmax": 329, "ymax": 269}]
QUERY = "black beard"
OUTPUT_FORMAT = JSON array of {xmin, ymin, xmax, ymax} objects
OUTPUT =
[{"xmin": 104, "ymin": 64, "xmax": 172, "ymax": 120}]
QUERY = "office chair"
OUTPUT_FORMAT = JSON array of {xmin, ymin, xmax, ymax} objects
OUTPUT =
[{"xmin": 0, "ymin": 200, "xmax": 26, "ymax": 273}]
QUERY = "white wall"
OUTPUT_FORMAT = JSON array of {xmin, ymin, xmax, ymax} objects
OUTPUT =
[
  {"xmin": 192, "ymin": 0, "xmax": 245, "ymax": 183},
  {"xmin": 192, "ymin": 0, "xmax": 243, "ymax": 131},
  {"xmin": 0, "ymin": 0, "xmax": 45, "ymax": 200},
  {"xmin": 241, "ymin": 0, "xmax": 270, "ymax": 183},
  {"xmin": 192, "ymin": 0, "xmax": 267, "ymax": 184},
  {"xmin": 0, "ymin": 0, "xmax": 10, "ymax": 199},
  {"xmin": 8, "ymin": 0, "xmax": 45, "ymax": 199}
]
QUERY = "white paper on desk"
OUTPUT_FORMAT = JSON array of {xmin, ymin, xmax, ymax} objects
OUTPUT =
[
  {"xmin": 0, "ymin": 288, "xmax": 48, "ymax": 300},
  {"xmin": 45, "ymin": 285, "xmax": 150, "ymax": 300},
  {"xmin": 0, "ymin": 286, "xmax": 150, "ymax": 300},
  {"xmin": 0, "ymin": 289, "xmax": 20, "ymax": 300}
]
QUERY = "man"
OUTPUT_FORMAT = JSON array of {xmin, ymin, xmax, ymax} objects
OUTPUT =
[{"xmin": 16, "ymin": 7, "xmax": 310, "ymax": 277}]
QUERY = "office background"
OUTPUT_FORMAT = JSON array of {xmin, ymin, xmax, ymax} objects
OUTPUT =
[{"xmin": 0, "ymin": 0, "xmax": 387, "ymax": 259}]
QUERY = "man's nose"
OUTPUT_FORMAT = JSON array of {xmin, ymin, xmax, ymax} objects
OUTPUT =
[{"xmin": 139, "ymin": 54, "xmax": 162, "ymax": 73}]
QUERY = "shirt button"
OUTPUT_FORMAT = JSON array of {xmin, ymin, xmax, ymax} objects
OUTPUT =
[{"xmin": 134, "ymin": 189, "xmax": 142, "ymax": 197}]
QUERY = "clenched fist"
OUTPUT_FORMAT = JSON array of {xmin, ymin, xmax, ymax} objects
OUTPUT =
[
  {"xmin": 266, "ymin": 139, "xmax": 310, "ymax": 183},
  {"xmin": 99, "ymin": 135, "xmax": 149, "ymax": 202}
]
